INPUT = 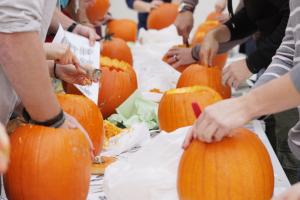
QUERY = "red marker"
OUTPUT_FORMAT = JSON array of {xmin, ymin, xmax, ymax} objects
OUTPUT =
[{"xmin": 192, "ymin": 102, "xmax": 202, "ymax": 118}]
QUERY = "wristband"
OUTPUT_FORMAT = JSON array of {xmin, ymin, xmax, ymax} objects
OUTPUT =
[
  {"xmin": 67, "ymin": 22, "xmax": 78, "ymax": 32},
  {"xmin": 178, "ymin": 3, "xmax": 195, "ymax": 13},
  {"xmin": 23, "ymin": 109, "xmax": 66, "ymax": 128}
]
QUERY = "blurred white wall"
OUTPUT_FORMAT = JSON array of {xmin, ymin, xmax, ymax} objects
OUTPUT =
[{"xmin": 109, "ymin": 0, "xmax": 239, "ymax": 33}]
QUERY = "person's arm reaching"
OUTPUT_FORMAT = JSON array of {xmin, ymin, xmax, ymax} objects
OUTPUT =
[
  {"xmin": 50, "ymin": 8, "xmax": 100, "ymax": 45},
  {"xmin": 255, "ymin": 18, "xmax": 294, "ymax": 87},
  {"xmin": 183, "ymin": 63, "xmax": 300, "ymax": 146},
  {"xmin": 0, "ymin": 32, "xmax": 61, "ymax": 122},
  {"xmin": 245, "ymin": 0, "xmax": 290, "ymax": 74}
]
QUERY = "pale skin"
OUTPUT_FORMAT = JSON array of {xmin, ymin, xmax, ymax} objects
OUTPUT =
[
  {"xmin": 50, "ymin": 8, "xmax": 100, "ymax": 46},
  {"xmin": 272, "ymin": 183, "xmax": 300, "ymax": 200},
  {"xmin": 0, "ymin": 123, "xmax": 9, "ymax": 173},
  {"xmin": 183, "ymin": 73, "xmax": 300, "ymax": 146}
]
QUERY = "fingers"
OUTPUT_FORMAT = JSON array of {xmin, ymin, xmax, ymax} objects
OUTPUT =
[{"xmin": 182, "ymin": 127, "xmax": 194, "ymax": 149}]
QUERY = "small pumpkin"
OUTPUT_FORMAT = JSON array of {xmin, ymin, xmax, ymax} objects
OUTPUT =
[
  {"xmin": 147, "ymin": 3, "xmax": 178, "ymax": 30},
  {"xmin": 86, "ymin": 0, "xmax": 110, "ymax": 24},
  {"xmin": 4, "ymin": 125, "xmax": 91, "ymax": 200},
  {"xmin": 99, "ymin": 57, "xmax": 137, "ymax": 118},
  {"xmin": 57, "ymin": 94, "xmax": 104, "ymax": 155},
  {"xmin": 178, "ymin": 128, "xmax": 274, "ymax": 200},
  {"xmin": 107, "ymin": 19, "xmax": 138, "ymax": 42},
  {"xmin": 101, "ymin": 36, "xmax": 133, "ymax": 65},
  {"xmin": 158, "ymin": 86, "xmax": 221, "ymax": 132},
  {"xmin": 177, "ymin": 64, "xmax": 231, "ymax": 99}
]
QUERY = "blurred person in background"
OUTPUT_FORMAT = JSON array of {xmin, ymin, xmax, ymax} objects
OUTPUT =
[{"xmin": 126, "ymin": 0, "xmax": 180, "ymax": 30}]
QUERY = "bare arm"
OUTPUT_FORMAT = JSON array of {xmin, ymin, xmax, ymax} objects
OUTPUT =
[{"xmin": 0, "ymin": 32, "xmax": 61, "ymax": 121}]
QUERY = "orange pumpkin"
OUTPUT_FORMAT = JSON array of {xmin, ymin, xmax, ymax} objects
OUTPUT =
[
  {"xmin": 158, "ymin": 86, "xmax": 221, "ymax": 132},
  {"xmin": 99, "ymin": 57, "xmax": 137, "ymax": 118},
  {"xmin": 4, "ymin": 125, "xmax": 91, "ymax": 200},
  {"xmin": 177, "ymin": 64, "xmax": 231, "ymax": 99},
  {"xmin": 147, "ymin": 3, "xmax": 178, "ymax": 30},
  {"xmin": 206, "ymin": 11, "xmax": 223, "ymax": 21},
  {"xmin": 57, "ymin": 94, "xmax": 104, "ymax": 155},
  {"xmin": 162, "ymin": 45, "xmax": 191, "ymax": 72},
  {"xmin": 192, "ymin": 21, "xmax": 228, "ymax": 69},
  {"xmin": 178, "ymin": 128, "xmax": 274, "ymax": 200},
  {"xmin": 102, "ymin": 36, "xmax": 133, "ymax": 65},
  {"xmin": 107, "ymin": 19, "xmax": 137, "ymax": 42},
  {"xmin": 86, "ymin": 0, "xmax": 110, "ymax": 24},
  {"xmin": 62, "ymin": 81, "xmax": 82, "ymax": 96}
]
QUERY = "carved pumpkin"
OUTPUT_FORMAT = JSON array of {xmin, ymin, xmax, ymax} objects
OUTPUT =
[
  {"xmin": 178, "ymin": 128, "xmax": 274, "ymax": 200},
  {"xmin": 102, "ymin": 36, "xmax": 133, "ymax": 65},
  {"xmin": 192, "ymin": 21, "xmax": 228, "ymax": 69},
  {"xmin": 177, "ymin": 64, "xmax": 231, "ymax": 99},
  {"xmin": 107, "ymin": 19, "xmax": 138, "ymax": 42},
  {"xmin": 4, "ymin": 125, "xmax": 91, "ymax": 200},
  {"xmin": 57, "ymin": 94, "xmax": 104, "ymax": 155},
  {"xmin": 99, "ymin": 57, "xmax": 137, "ymax": 118},
  {"xmin": 147, "ymin": 3, "xmax": 178, "ymax": 30},
  {"xmin": 86, "ymin": 0, "xmax": 110, "ymax": 24},
  {"xmin": 158, "ymin": 86, "xmax": 221, "ymax": 132}
]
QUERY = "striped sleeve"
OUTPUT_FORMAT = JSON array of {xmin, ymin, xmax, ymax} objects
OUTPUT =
[{"xmin": 255, "ymin": 17, "xmax": 295, "ymax": 88}]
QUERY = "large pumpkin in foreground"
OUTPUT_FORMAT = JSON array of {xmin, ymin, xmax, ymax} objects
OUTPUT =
[
  {"xmin": 4, "ymin": 125, "xmax": 91, "ymax": 200},
  {"xmin": 177, "ymin": 64, "xmax": 231, "ymax": 99},
  {"xmin": 99, "ymin": 57, "xmax": 137, "ymax": 118},
  {"xmin": 57, "ymin": 94, "xmax": 104, "ymax": 155},
  {"xmin": 158, "ymin": 86, "xmax": 221, "ymax": 132},
  {"xmin": 102, "ymin": 36, "xmax": 133, "ymax": 65},
  {"xmin": 86, "ymin": 0, "xmax": 110, "ymax": 24},
  {"xmin": 178, "ymin": 128, "xmax": 274, "ymax": 200},
  {"xmin": 107, "ymin": 19, "xmax": 138, "ymax": 42},
  {"xmin": 147, "ymin": 3, "xmax": 178, "ymax": 30}
]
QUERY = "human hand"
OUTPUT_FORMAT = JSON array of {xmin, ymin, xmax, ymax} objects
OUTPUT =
[
  {"xmin": 174, "ymin": 11, "xmax": 194, "ymax": 44},
  {"xmin": 149, "ymin": 0, "xmax": 163, "ymax": 12},
  {"xmin": 73, "ymin": 24, "xmax": 101, "ymax": 46},
  {"xmin": 200, "ymin": 33, "xmax": 219, "ymax": 66},
  {"xmin": 0, "ymin": 124, "xmax": 9, "ymax": 173},
  {"xmin": 44, "ymin": 43, "xmax": 80, "ymax": 68},
  {"xmin": 215, "ymin": 0, "xmax": 227, "ymax": 13},
  {"xmin": 216, "ymin": 13, "xmax": 230, "ymax": 23},
  {"xmin": 182, "ymin": 96, "xmax": 253, "ymax": 147},
  {"xmin": 60, "ymin": 112, "xmax": 95, "ymax": 157},
  {"xmin": 272, "ymin": 183, "xmax": 300, "ymax": 200},
  {"xmin": 222, "ymin": 59, "xmax": 253, "ymax": 89},
  {"xmin": 94, "ymin": 13, "xmax": 113, "ymax": 26},
  {"xmin": 165, "ymin": 47, "xmax": 196, "ymax": 69},
  {"xmin": 56, "ymin": 64, "xmax": 100, "ymax": 85}
]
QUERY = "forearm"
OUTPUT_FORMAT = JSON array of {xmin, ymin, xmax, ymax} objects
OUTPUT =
[
  {"xmin": 209, "ymin": 25, "xmax": 231, "ymax": 43},
  {"xmin": 133, "ymin": 1, "xmax": 152, "ymax": 13},
  {"xmin": 245, "ymin": 74, "xmax": 300, "ymax": 119},
  {"xmin": 49, "ymin": 8, "xmax": 75, "ymax": 34},
  {"xmin": 0, "ymin": 32, "xmax": 61, "ymax": 121}
]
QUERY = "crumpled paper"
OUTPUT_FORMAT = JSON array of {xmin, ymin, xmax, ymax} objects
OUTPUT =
[
  {"xmin": 108, "ymin": 91, "xmax": 159, "ymax": 130},
  {"xmin": 103, "ymin": 127, "xmax": 188, "ymax": 200}
]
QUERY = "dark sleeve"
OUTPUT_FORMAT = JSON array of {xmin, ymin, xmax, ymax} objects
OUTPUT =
[
  {"xmin": 182, "ymin": 0, "xmax": 199, "ymax": 8},
  {"xmin": 224, "ymin": 7, "xmax": 258, "ymax": 41},
  {"xmin": 126, "ymin": 0, "xmax": 135, "ymax": 9},
  {"xmin": 246, "ymin": 0, "xmax": 290, "ymax": 73}
]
